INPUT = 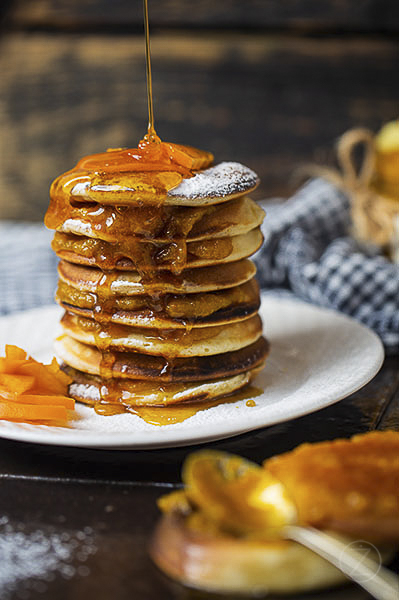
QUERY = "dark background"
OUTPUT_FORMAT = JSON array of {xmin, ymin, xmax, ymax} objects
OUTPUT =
[{"xmin": 0, "ymin": 0, "xmax": 398, "ymax": 220}]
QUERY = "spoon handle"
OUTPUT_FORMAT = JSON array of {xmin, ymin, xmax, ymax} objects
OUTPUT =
[{"xmin": 283, "ymin": 525, "xmax": 398, "ymax": 600}]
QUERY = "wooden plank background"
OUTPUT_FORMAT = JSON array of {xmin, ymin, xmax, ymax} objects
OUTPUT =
[
  {"xmin": 6, "ymin": 0, "xmax": 399, "ymax": 31},
  {"xmin": 0, "ymin": 0, "xmax": 398, "ymax": 220}
]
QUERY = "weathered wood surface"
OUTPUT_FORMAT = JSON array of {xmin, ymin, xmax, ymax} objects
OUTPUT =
[
  {"xmin": 0, "ymin": 355, "xmax": 397, "ymax": 599},
  {"xmin": 1, "ymin": 478, "xmax": 397, "ymax": 600},
  {"xmin": 1, "ymin": 32, "xmax": 398, "ymax": 220},
  {"xmin": 5, "ymin": 0, "xmax": 399, "ymax": 32}
]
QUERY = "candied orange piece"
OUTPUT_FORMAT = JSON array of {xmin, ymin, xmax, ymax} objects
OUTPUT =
[
  {"xmin": 0, "ymin": 401, "xmax": 68, "ymax": 422},
  {"xmin": 165, "ymin": 143, "xmax": 213, "ymax": 171},
  {"xmin": 46, "ymin": 358, "xmax": 72, "ymax": 386},
  {"xmin": 182, "ymin": 451, "xmax": 296, "ymax": 536},
  {"xmin": 0, "ymin": 345, "xmax": 74, "ymax": 425},
  {"xmin": 0, "ymin": 386, "xmax": 17, "ymax": 401},
  {"xmin": 5, "ymin": 345, "xmax": 27, "ymax": 360},
  {"xmin": 0, "ymin": 358, "xmax": 26, "ymax": 374},
  {"xmin": 157, "ymin": 489, "xmax": 192, "ymax": 515},
  {"xmin": 18, "ymin": 395, "xmax": 75, "ymax": 409},
  {"xmin": 0, "ymin": 374, "xmax": 35, "ymax": 395},
  {"xmin": 18, "ymin": 361, "xmax": 68, "ymax": 396}
]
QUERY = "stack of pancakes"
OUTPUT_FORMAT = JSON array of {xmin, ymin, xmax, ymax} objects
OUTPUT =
[{"xmin": 45, "ymin": 157, "xmax": 269, "ymax": 412}]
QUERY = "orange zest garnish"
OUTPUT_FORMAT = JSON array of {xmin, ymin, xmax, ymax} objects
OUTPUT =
[
  {"xmin": 12, "ymin": 395, "xmax": 75, "ymax": 409},
  {"xmin": 76, "ymin": 140, "xmax": 213, "ymax": 176},
  {"xmin": 4, "ymin": 345, "xmax": 27, "ymax": 360},
  {"xmin": 164, "ymin": 143, "xmax": 214, "ymax": 171},
  {"xmin": 0, "ymin": 402, "xmax": 68, "ymax": 423},
  {"xmin": 0, "ymin": 345, "xmax": 74, "ymax": 424},
  {"xmin": 0, "ymin": 374, "xmax": 35, "ymax": 395}
]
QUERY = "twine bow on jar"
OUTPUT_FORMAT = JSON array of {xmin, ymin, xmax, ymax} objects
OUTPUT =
[{"xmin": 306, "ymin": 127, "xmax": 399, "ymax": 263}]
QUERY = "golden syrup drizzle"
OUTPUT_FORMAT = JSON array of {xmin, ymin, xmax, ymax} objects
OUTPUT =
[
  {"xmin": 230, "ymin": 384, "xmax": 262, "ymax": 403},
  {"xmin": 93, "ymin": 384, "xmax": 263, "ymax": 425},
  {"xmin": 51, "ymin": 232, "xmax": 232, "ymax": 273},
  {"xmin": 246, "ymin": 399, "xmax": 257, "ymax": 407},
  {"xmin": 131, "ymin": 396, "xmax": 238, "ymax": 426},
  {"xmin": 91, "ymin": 272, "xmax": 118, "ymax": 385},
  {"xmin": 143, "ymin": 0, "xmax": 155, "ymax": 139}
]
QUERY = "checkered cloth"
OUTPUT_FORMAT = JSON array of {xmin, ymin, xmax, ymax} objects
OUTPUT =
[
  {"xmin": 0, "ymin": 177, "xmax": 398, "ymax": 353},
  {"xmin": 0, "ymin": 222, "xmax": 57, "ymax": 314},
  {"xmin": 254, "ymin": 178, "xmax": 399, "ymax": 354}
]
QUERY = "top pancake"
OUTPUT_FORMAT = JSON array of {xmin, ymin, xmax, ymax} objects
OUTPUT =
[
  {"xmin": 167, "ymin": 162, "xmax": 259, "ymax": 205},
  {"xmin": 51, "ymin": 162, "xmax": 259, "ymax": 208}
]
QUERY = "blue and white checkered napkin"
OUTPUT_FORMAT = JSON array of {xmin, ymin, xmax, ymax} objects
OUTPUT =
[
  {"xmin": 0, "ymin": 222, "xmax": 57, "ymax": 315},
  {"xmin": 254, "ymin": 178, "xmax": 399, "ymax": 354}
]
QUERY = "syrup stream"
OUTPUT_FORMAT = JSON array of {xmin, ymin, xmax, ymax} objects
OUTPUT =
[{"xmin": 143, "ymin": 0, "xmax": 156, "ymax": 139}]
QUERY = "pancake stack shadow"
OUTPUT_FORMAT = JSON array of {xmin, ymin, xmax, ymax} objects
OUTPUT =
[{"xmin": 45, "ymin": 160, "xmax": 270, "ymax": 412}]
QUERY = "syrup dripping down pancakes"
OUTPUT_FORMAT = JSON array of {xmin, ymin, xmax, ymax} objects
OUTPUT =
[{"xmin": 45, "ymin": 138, "xmax": 269, "ymax": 413}]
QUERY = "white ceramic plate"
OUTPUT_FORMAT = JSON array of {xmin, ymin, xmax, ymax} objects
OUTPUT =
[{"xmin": 0, "ymin": 296, "xmax": 384, "ymax": 449}]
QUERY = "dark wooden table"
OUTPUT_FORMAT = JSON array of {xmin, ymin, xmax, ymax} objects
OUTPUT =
[{"xmin": 0, "ymin": 355, "xmax": 398, "ymax": 600}]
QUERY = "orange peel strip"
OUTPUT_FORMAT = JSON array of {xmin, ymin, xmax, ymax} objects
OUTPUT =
[
  {"xmin": 18, "ymin": 394, "xmax": 75, "ymax": 410},
  {"xmin": 0, "ymin": 400, "xmax": 68, "ymax": 422}
]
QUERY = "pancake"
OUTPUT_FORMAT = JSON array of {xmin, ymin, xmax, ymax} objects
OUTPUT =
[
  {"xmin": 52, "ymin": 227, "xmax": 263, "ymax": 271},
  {"xmin": 60, "ymin": 313, "xmax": 263, "ymax": 357},
  {"xmin": 56, "ymin": 279, "xmax": 260, "ymax": 328},
  {"xmin": 56, "ymin": 335, "xmax": 269, "ymax": 382},
  {"xmin": 63, "ymin": 363, "xmax": 265, "ymax": 407},
  {"xmin": 47, "ymin": 196, "xmax": 264, "ymax": 242},
  {"xmin": 167, "ymin": 162, "xmax": 260, "ymax": 205},
  {"xmin": 57, "ymin": 259, "xmax": 257, "ymax": 295},
  {"xmin": 54, "ymin": 162, "xmax": 259, "ymax": 207}
]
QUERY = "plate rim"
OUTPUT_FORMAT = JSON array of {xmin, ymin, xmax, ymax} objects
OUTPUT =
[{"xmin": 0, "ymin": 296, "xmax": 384, "ymax": 450}]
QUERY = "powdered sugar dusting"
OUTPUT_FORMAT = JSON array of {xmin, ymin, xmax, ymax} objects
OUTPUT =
[
  {"xmin": 168, "ymin": 162, "xmax": 259, "ymax": 200},
  {"xmin": 70, "ymin": 383, "xmax": 100, "ymax": 402},
  {"xmin": 0, "ymin": 517, "xmax": 97, "ymax": 598}
]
